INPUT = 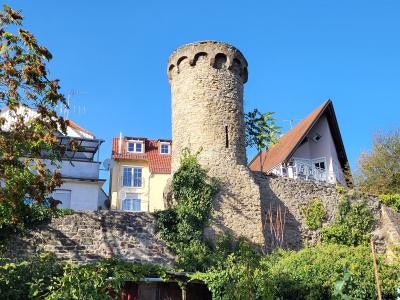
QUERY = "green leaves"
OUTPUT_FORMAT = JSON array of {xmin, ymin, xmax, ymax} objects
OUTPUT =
[
  {"xmin": 357, "ymin": 130, "xmax": 400, "ymax": 195},
  {"xmin": 0, "ymin": 5, "xmax": 67, "ymax": 229},
  {"xmin": 378, "ymin": 193, "xmax": 400, "ymax": 212},
  {"xmin": 0, "ymin": 255, "xmax": 168, "ymax": 300},
  {"xmin": 245, "ymin": 109, "xmax": 281, "ymax": 172},
  {"xmin": 0, "ymin": 253, "xmax": 63, "ymax": 299},
  {"xmin": 322, "ymin": 196, "xmax": 373, "ymax": 246},
  {"xmin": 49, "ymin": 258, "xmax": 168, "ymax": 300},
  {"xmin": 257, "ymin": 244, "xmax": 399, "ymax": 299},
  {"xmin": 154, "ymin": 149, "xmax": 218, "ymax": 271},
  {"xmin": 245, "ymin": 109, "xmax": 281, "ymax": 152},
  {"xmin": 302, "ymin": 198, "xmax": 327, "ymax": 230}
]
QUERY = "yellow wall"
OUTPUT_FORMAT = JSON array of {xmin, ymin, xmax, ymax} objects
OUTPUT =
[
  {"xmin": 148, "ymin": 173, "xmax": 170, "ymax": 212},
  {"xmin": 110, "ymin": 159, "xmax": 170, "ymax": 212}
]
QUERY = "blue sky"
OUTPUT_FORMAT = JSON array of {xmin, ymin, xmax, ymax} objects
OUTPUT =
[{"xmin": 7, "ymin": 1, "xmax": 400, "ymax": 186}]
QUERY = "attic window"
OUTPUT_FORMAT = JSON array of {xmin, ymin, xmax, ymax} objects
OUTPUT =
[
  {"xmin": 127, "ymin": 141, "xmax": 144, "ymax": 153},
  {"xmin": 160, "ymin": 143, "xmax": 170, "ymax": 155},
  {"xmin": 312, "ymin": 133, "xmax": 322, "ymax": 143}
]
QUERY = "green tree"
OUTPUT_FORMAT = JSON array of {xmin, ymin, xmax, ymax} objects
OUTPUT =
[
  {"xmin": 356, "ymin": 130, "xmax": 400, "ymax": 195},
  {"xmin": 245, "ymin": 109, "xmax": 281, "ymax": 172},
  {"xmin": 0, "ymin": 5, "xmax": 67, "ymax": 226}
]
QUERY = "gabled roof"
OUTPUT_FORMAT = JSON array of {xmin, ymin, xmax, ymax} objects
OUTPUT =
[
  {"xmin": 249, "ymin": 99, "xmax": 349, "ymax": 173},
  {"xmin": 112, "ymin": 137, "xmax": 171, "ymax": 174},
  {"xmin": 65, "ymin": 119, "xmax": 95, "ymax": 139}
]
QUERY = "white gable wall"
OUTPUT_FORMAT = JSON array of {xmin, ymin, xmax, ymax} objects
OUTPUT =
[{"xmin": 292, "ymin": 115, "xmax": 345, "ymax": 184}]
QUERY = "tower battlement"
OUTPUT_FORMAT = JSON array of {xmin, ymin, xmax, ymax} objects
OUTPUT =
[{"xmin": 168, "ymin": 41, "xmax": 248, "ymax": 83}]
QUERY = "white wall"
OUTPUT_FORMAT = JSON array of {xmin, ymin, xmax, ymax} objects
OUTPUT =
[
  {"xmin": 292, "ymin": 116, "xmax": 345, "ymax": 184},
  {"xmin": 53, "ymin": 180, "xmax": 102, "ymax": 210},
  {"xmin": 43, "ymin": 159, "xmax": 100, "ymax": 179}
]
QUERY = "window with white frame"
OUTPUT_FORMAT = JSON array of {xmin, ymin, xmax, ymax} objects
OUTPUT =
[
  {"xmin": 127, "ymin": 141, "xmax": 144, "ymax": 153},
  {"xmin": 313, "ymin": 158, "xmax": 326, "ymax": 170},
  {"xmin": 160, "ymin": 143, "xmax": 170, "ymax": 154},
  {"xmin": 122, "ymin": 193, "xmax": 141, "ymax": 211},
  {"xmin": 122, "ymin": 167, "xmax": 143, "ymax": 187}
]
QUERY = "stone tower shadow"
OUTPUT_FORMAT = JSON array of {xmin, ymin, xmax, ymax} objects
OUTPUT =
[{"xmin": 253, "ymin": 172, "xmax": 303, "ymax": 252}]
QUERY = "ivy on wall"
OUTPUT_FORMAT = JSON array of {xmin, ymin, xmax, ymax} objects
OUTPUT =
[{"xmin": 154, "ymin": 148, "xmax": 218, "ymax": 271}]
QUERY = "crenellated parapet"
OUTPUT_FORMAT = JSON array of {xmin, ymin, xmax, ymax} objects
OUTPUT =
[{"xmin": 168, "ymin": 40, "xmax": 248, "ymax": 83}]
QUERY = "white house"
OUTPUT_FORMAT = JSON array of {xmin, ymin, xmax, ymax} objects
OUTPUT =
[
  {"xmin": 249, "ymin": 100, "xmax": 350, "ymax": 186},
  {"xmin": 0, "ymin": 106, "xmax": 107, "ymax": 210}
]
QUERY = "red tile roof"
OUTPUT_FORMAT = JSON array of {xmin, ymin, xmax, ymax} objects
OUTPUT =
[
  {"xmin": 249, "ymin": 100, "xmax": 349, "ymax": 173},
  {"xmin": 112, "ymin": 137, "xmax": 171, "ymax": 174}
]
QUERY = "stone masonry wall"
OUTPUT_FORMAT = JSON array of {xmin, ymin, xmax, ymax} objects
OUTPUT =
[
  {"xmin": 5, "ymin": 211, "xmax": 175, "ymax": 265},
  {"xmin": 254, "ymin": 173, "xmax": 386, "ymax": 251},
  {"xmin": 168, "ymin": 41, "xmax": 263, "ymax": 245}
]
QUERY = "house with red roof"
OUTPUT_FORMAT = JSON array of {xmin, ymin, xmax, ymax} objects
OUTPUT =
[
  {"xmin": 109, "ymin": 136, "xmax": 171, "ymax": 212},
  {"xmin": 249, "ymin": 100, "xmax": 350, "ymax": 186}
]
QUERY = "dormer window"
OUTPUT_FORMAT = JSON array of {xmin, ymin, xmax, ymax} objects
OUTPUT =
[
  {"xmin": 127, "ymin": 141, "xmax": 144, "ymax": 153},
  {"xmin": 160, "ymin": 143, "xmax": 170, "ymax": 155}
]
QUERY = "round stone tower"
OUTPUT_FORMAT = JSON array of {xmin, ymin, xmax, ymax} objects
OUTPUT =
[
  {"xmin": 168, "ymin": 41, "xmax": 248, "ymax": 171},
  {"xmin": 168, "ymin": 41, "xmax": 263, "ymax": 245}
]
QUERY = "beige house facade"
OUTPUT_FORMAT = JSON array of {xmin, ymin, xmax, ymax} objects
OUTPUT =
[{"xmin": 109, "ymin": 137, "xmax": 171, "ymax": 212}]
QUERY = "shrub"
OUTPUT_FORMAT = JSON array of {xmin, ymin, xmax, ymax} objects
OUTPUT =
[
  {"xmin": 0, "ymin": 255, "xmax": 168, "ymax": 300},
  {"xmin": 47, "ymin": 258, "xmax": 167, "ymax": 300},
  {"xmin": 379, "ymin": 194, "xmax": 400, "ymax": 212},
  {"xmin": 0, "ymin": 253, "xmax": 63, "ymax": 299},
  {"xmin": 0, "ymin": 203, "xmax": 73, "ymax": 236},
  {"xmin": 302, "ymin": 198, "xmax": 327, "ymax": 230},
  {"xmin": 322, "ymin": 197, "xmax": 373, "ymax": 246},
  {"xmin": 257, "ymin": 244, "xmax": 400, "ymax": 300},
  {"xmin": 192, "ymin": 240, "xmax": 265, "ymax": 300}
]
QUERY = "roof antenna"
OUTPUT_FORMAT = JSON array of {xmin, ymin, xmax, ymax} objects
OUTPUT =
[
  {"xmin": 62, "ymin": 90, "xmax": 88, "ymax": 119},
  {"xmin": 282, "ymin": 119, "xmax": 301, "ymax": 129}
]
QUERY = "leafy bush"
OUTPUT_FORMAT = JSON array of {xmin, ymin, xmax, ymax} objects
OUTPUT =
[
  {"xmin": 47, "ymin": 258, "xmax": 167, "ymax": 300},
  {"xmin": 379, "ymin": 194, "xmax": 400, "ymax": 212},
  {"xmin": 257, "ymin": 244, "xmax": 399, "ymax": 300},
  {"xmin": 302, "ymin": 198, "xmax": 327, "ymax": 230},
  {"xmin": 0, "ymin": 253, "xmax": 63, "ymax": 299},
  {"xmin": 322, "ymin": 197, "xmax": 373, "ymax": 246},
  {"xmin": 192, "ymin": 239, "xmax": 265, "ymax": 300},
  {"xmin": 0, "ymin": 255, "xmax": 168, "ymax": 300},
  {"xmin": 154, "ymin": 149, "xmax": 217, "ymax": 271},
  {"xmin": 0, "ymin": 203, "xmax": 72, "ymax": 235}
]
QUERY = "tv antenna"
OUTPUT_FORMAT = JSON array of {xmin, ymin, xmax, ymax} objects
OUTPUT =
[
  {"xmin": 282, "ymin": 118, "xmax": 301, "ymax": 129},
  {"xmin": 58, "ymin": 90, "xmax": 88, "ymax": 119}
]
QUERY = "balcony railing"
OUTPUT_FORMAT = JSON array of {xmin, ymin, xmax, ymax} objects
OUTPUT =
[
  {"xmin": 272, "ymin": 158, "xmax": 339, "ymax": 184},
  {"xmin": 120, "ymin": 177, "xmax": 145, "ymax": 188}
]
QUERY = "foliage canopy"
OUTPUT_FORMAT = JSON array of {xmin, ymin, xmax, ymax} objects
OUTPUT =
[
  {"xmin": 0, "ymin": 5, "xmax": 68, "ymax": 225},
  {"xmin": 357, "ymin": 130, "xmax": 400, "ymax": 195},
  {"xmin": 245, "ymin": 109, "xmax": 281, "ymax": 171}
]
